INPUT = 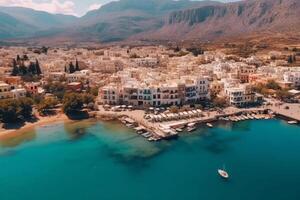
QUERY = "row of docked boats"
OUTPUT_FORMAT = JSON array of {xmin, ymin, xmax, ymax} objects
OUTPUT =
[
  {"xmin": 222, "ymin": 113, "xmax": 275, "ymax": 122},
  {"xmin": 120, "ymin": 117, "xmax": 161, "ymax": 142},
  {"xmin": 135, "ymin": 126, "xmax": 162, "ymax": 142},
  {"xmin": 185, "ymin": 122, "xmax": 213, "ymax": 132}
]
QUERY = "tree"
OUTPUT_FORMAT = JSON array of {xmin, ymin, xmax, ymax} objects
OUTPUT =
[
  {"xmin": 19, "ymin": 63, "xmax": 27, "ymax": 75},
  {"xmin": 18, "ymin": 97, "xmax": 34, "ymax": 119},
  {"xmin": 16, "ymin": 55, "xmax": 21, "ymax": 62},
  {"xmin": 38, "ymin": 98, "xmax": 58, "ymax": 115},
  {"xmin": 276, "ymin": 90, "xmax": 292, "ymax": 101},
  {"xmin": 287, "ymin": 55, "xmax": 296, "ymax": 64},
  {"xmin": 28, "ymin": 62, "xmax": 36, "ymax": 75},
  {"xmin": 174, "ymin": 46, "xmax": 180, "ymax": 52},
  {"xmin": 23, "ymin": 54, "xmax": 29, "ymax": 60},
  {"xmin": 212, "ymin": 97, "xmax": 228, "ymax": 108},
  {"xmin": 11, "ymin": 59, "xmax": 19, "ymax": 76},
  {"xmin": 43, "ymin": 81, "xmax": 66, "ymax": 100},
  {"xmin": 35, "ymin": 59, "xmax": 42, "ymax": 75},
  {"xmin": 87, "ymin": 86, "xmax": 99, "ymax": 96},
  {"xmin": 75, "ymin": 59, "xmax": 80, "ymax": 71},
  {"xmin": 0, "ymin": 100, "xmax": 19, "ymax": 123},
  {"xmin": 69, "ymin": 62, "xmax": 75, "ymax": 73},
  {"xmin": 0, "ymin": 98, "xmax": 33, "ymax": 123},
  {"xmin": 41, "ymin": 46, "xmax": 48, "ymax": 54},
  {"xmin": 62, "ymin": 93, "xmax": 84, "ymax": 114},
  {"xmin": 82, "ymin": 93, "xmax": 95, "ymax": 105},
  {"xmin": 266, "ymin": 80, "xmax": 281, "ymax": 90}
]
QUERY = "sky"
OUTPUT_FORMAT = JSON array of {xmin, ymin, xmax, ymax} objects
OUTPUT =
[{"xmin": 0, "ymin": 0, "xmax": 239, "ymax": 17}]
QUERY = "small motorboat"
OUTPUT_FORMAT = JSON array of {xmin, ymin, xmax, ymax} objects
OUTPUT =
[
  {"xmin": 176, "ymin": 128, "xmax": 183, "ymax": 132},
  {"xmin": 288, "ymin": 120, "xmax": 298, "ymax": 124},
  {"xmin": 206, "ymin": 123, "xmax": 213, "ymax": 128},
  {"xmin": 187, "ymin": 127, "xmax": 196, "ymax": 132},
  {"xmin": 218, "ymin": 169, "xmax": 229, "ymax": 179}
]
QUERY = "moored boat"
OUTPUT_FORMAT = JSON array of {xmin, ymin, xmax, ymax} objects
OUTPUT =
[
  {"xmin": 218, "ymin": 169, "xmax": 229, "ymax": 179},
  {"xmin": 187, "ymin": 127, "xmax": 196, "ymax": 132},
  {"xmin": 288, "ymin": 120, "xmax": 298, "ymax": 124},
  {"xmin": 206, "ymin": 123, "xmax": 213, "ymax": 128}
]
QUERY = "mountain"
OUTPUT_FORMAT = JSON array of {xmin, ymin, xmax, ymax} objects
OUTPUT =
[
  {"xmin": 0, "ymin": 12, "xmax": 35, "ymax": 39},
  {"xmin": 77, "ymin": 0, "xmax": 220, "ymax": 42},
  {"xmin": 0, "ymin": 6, "xmax": 77, "ymax": 39},
  {"xmin": 135, "ymin": 0, "xmax": 300, "ymax": 41},
  {"xmin": 0, "ymin": 0, "xmax": 299, "ymax": 45}
]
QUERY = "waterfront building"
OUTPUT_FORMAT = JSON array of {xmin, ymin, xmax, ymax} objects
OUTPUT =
[
  {"xmin": 225, "ymin": 84, "xmax": 257, "ymax": 107},
  {"xmin": 98, "ymin": 76, "xmax": 210, "ymax": 107},
  {"xmin": 283, "ymin": 72, "xmax": 300, "ymax": 88}
]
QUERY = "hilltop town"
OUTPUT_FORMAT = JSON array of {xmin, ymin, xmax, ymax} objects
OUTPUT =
[{"xmin": 0, "ymin": 44, "xmax": 299, "ymax": 135}]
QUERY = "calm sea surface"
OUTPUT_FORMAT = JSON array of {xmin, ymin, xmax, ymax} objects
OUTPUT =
[{"xmin": 0, "ymin": 119, "xmax": 300, "ymax": 200}]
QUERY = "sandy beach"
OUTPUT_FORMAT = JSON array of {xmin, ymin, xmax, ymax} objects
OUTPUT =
[{"xmin": 0, "ymin": 114, "xmax": 69, "ymax": 138}]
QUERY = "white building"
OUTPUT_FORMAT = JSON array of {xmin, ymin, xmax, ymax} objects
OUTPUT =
[
  {"xmin": 98, "ymin": 76, "xmax": 210, "ymax": 107},
  {"xmin": 283, "ymin": 72, "xmax": 300, "ymax": 87},
  {"xmin": 225, "ymin": 84, "xmax": 255, "ymax": 107},
  {"xmin": 66, "ymin": 71, "xmax": 88, "ymax": 83},
  {"xmin": 11, "ymin": 88, "xmax": 27, "ymax": 99},
  {"xmin": 0, "ymin": 82, "xmax": 13, "ymax": 99},
  {"xmin": 135, "ymin": 58, "xmax": 159, "ymax": 68}
]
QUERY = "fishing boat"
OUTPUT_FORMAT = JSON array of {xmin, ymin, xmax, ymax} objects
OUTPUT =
[{"xmin": 206, "ymin": 123, "xmax": 213, "ymax": 128}]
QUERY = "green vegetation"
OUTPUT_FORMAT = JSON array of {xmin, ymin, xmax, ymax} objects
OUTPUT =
[
  {"xmin": 11, "ymin": 56, "xmax": 42, "ymax": 77},
  {"xmin": 253, "ymin": 80, "xmax": 292, "ymax": 101},
  {"xmin": 266, "ymin": 80, "xmax": 281, "ymax": 90},
  {"xmin": 11, "ymin": 55, "xmax": 42, "ymax": 82},
  {"xmin": 186, "ymin": 47, "xmax": 204, "ymax": 57},
  {"xmin": 62, "ymin": 93, "xmax": 95, "ymax": 114},
  {"xmin": 212, "ymin": 96, "xmax": 228, "ymax": 108},
  {"xmin": 43, "ymin": 80, "xmax": 66, "ymax": 100},
  {"xmin": 37, "ymin": 98, "xmax": 59, "ymax": 116},
  {"xmin": 287, "ymin": 54, "xmax": 296, "ymax": 64},
  {"xmin": 65, "ymin": 59, "xmax": 81, "ymax": 74},
  {"xmin": 0, "ymin": 97, "xmax": 33, "ymax": 123}
]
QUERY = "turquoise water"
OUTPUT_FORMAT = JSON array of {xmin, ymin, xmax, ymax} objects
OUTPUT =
[{"xmin": 0, "ymin": 119, "xmax": 300, "ymax": 200}]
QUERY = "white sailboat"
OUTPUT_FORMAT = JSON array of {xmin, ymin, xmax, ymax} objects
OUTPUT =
[{"xmin": 218, "ymin": 165, "xmax": 229, "ymax": 179}]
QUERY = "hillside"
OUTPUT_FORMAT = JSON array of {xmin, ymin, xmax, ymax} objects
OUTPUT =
[
  {"xmin": 0, "ymin": 6, "xmax": 77, "ymax": 40},
  {"xmin": 137, "ymin": 0, "xmax": 300, "ymax": 41},
  {"xmin": 77, "ymin": 0, "xmax": 220, "ymax": 42},
  {"xmin": 0, "ymin": 0, "xmax": 299, "ymax": 45}
]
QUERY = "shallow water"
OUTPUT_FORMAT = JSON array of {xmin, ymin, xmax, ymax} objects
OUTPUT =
[{"xmin": 0, "ymin": 119, "xmax": 300, "ymax": 200}]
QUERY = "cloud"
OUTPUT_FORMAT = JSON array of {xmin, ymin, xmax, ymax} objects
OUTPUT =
[
  {"xmin": 87, "ymin": 3, "xmax": 102, "ymax": 12},
  {"xmin": 0, "ymin": 0, "xmax": 77, "ymax": 16}
]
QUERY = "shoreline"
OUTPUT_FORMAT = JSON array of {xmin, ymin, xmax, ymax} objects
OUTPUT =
[
  {"xmin": 0, "ymin": 114, "xmax": 69, "ymax": 138},
  {"xmin": 1, "ymin": 104, "xmax": 299, "ymax": 140}
]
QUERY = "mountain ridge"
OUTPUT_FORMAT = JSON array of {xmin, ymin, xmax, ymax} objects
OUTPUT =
[{"xmin": 0, "ymin": 0, "xmax": 299, "ymax": 45}]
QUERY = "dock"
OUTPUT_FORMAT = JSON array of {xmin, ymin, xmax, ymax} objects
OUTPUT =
[{"xmin": 268, "ymin": 103, "xmax": 300, "ymax": 122}]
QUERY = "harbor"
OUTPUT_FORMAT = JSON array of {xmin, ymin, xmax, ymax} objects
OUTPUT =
[{"xmin": 96, "ymin": 104, "xmax": 298, "ymax": 142}]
